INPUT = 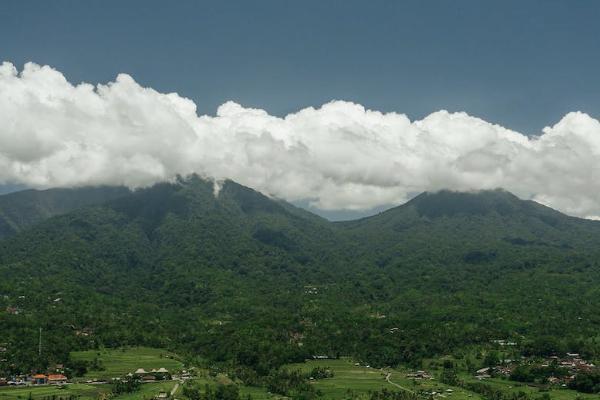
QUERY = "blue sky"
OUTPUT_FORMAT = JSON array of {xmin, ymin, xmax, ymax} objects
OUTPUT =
[
  {"xmin": 2, "ymin": 1, "xmax": 600, "ymax": 220},
  {"xmin": 2, "ymin": 0, "xmax": 599, "ymax": 134}
]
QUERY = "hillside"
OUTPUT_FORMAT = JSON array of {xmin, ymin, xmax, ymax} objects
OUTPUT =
[
  {"xmin": 0, "ymin": 186, "xmax": 131, "ymax": 239},
  {"xmin": 1, "ymin": 179, "xmax": 600, "ymax": 378},
  {"xmin": 333, "ymin": 190, "xmax": 600, "ymax": 362}
]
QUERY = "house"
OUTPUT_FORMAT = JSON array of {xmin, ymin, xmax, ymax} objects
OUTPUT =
[
  {"xmin": 134, "ymin": 368, "xmax": 148, "ymax": 375},
  {"xmin": 406, "ymin": 370, "xmax": 432, "ymax": 379},
  {"xmin": 5, "ymin": 307, "xmax": 20, "ymax": 315},
  {"xmin": 475, "ymin": 367, "xmax": 491, "ymax": 380},
  {"xmin": 490, "ymin": 339, "xmax": 517, "ymax": 346},
  {"xmin": 47, "ymin": 374, "xmax": 68, "ymax": 385},
  {"xmin": 75, "ymin": 327, "xmax": 93, "ymax": 337},
  {"xmin": 180, "ymin": 370, "xmax": 192, "ymax": 380},
  {"xmin": 155, "ymin": 367, "xmax": 171, "ymax": 380},
  {"xmin": 32, "ymin": 374, "xmax": 47, "ymax": 384}
]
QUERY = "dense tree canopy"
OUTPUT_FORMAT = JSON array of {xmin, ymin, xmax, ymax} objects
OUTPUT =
[{"xmin": 1, "ymin": 176, "xmax": 599, "ymax": 382}]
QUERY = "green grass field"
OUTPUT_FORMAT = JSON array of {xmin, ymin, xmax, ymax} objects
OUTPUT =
[
  {"xmin": 0, "ymin": 383, "xmax": 107, "ymax": 400},
  {"xmin": 285, "ymin": 359, "xmax": 483, "ymax": 400},
  {"xmin": 115, "ymin": 381, "xmax": 176, "ymax": 400},
  {"xmin": 287, "ymin": 359, "xmax": 394, "ymax": 397},
  {"xmin": 283, "ymin": 359, "xmax": 596, "ymax": 400},
  {"xmin": 70, "ymin": 347, "xmax": 183, "ymax": 380},
  {"xmin": 237, "ymin": 385, "xmax": 273, "ymax": 400},
  {"xmin": 5, "ymin": 349, "xmax": 595, "ymax": 400},
  {"xmin": 459, "ymin": 374, "xmax": 599, "ymax": 400},
  {"xmin": 180, "ymin": 374, "xmax": 273, "ymax": 400},
  {"xmin": 0, "ymin": 381, "xmax": 178, "ymax": 400}
]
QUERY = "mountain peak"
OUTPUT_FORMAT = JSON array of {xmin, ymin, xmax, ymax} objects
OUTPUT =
[{"xmin": 406, "ymin": 189, "xmax": 531, "ymax": 218}]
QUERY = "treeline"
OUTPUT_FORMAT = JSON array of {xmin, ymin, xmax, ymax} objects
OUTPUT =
[
  {"xmin": 183, "ymin": 383, "xmax": 246, "ymax": 400},
  {"xmin": 460, "ymin": 382, "xmax": 549, "ymax": 400},
  {"xmin": 568, "ymin": 371, "xmax": 600, "ymax": 394}
]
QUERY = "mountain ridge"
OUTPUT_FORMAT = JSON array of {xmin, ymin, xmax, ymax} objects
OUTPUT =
[
  {"xmin": 1, "ymin": 182, "xmax": 596, "ymax": 239},
  {"xmin": 0, "ymin": 185, "xmax": 132, "ymax": 239}
]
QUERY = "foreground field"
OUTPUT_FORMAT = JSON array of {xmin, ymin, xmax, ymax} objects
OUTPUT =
[
  {"xmin": 70, "ymin": 347, "xmax": 183, "ymax": 380},
  {"xmin": 286, "ymin": 359, "xmax": 482, "ymax": 400},
  {"xmin": 284, "ymin": 359, "xmax": 597, "ymax": 400},
  {"xmin": 0, "ymin": 381, "xmax": 176, "ymax": 400},
  {"xmin": 0, "ymin": 383, "xmax": 107, "ymax": 400},
  {"xmin": 2, "ymin": 350, "xmax": 596, "ymax": 400},
  {"xmin": 459, "ymin": 374, "xmax": 599, "ymax": 400}
]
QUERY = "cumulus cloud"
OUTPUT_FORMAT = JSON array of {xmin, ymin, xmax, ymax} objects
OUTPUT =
[{"xmin": 1, "ymin": 61, "xmax": 600, "ymax": 217}]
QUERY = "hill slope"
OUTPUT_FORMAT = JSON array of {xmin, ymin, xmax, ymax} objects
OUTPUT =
[
  {"xmin": 0, "ymin": 186, "xmax": 131, "ymax": 239},
  {"xmin": 1, "ymin": 181, "xmax": 600, "ymax": 375}
]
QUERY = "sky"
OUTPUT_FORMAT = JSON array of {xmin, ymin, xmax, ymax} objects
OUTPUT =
[{"xmin": 1, "ymin": 0, "xmax": 600, "ymax": 220}]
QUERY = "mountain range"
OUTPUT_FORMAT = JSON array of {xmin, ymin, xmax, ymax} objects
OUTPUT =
[{"xmin": 1, "ymin": 175, "xmax": 599, "ymax": 374}]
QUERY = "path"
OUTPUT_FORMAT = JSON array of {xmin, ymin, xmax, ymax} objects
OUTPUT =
[
  {"xmin": 170, "ymin": 382, "xmax": 179, "ymax": 397},
  {"xmin": 385, "ymin": 372, "xmax": 415, "ymax": 394}
]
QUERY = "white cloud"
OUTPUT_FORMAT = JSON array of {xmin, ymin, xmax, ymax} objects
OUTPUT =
[{"xmin": 1, "ymin": 61, "xmax": 600, "ymax": 217}]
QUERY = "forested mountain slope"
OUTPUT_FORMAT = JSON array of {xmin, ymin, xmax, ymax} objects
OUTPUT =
[
  {"xmin": 0, "ymin": 186, "xmax": 131, "ymax": 239},
  {"xmin": 334, "ymin": 190, "xmax": 600, "ymax": 362},
  {"xmin": 1, "ymin": 178, "xmax": 599, "ymax": 375}
]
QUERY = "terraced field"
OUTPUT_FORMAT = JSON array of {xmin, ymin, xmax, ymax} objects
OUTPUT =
[
  {"xmin": 0, "ymin": 383, "xmax": 107, "ymax": 400},
  {"xmin": 70, "ymin": 347, "xmax": 183, "ymax": 380},
  {"xmin": 0, "ymin": 381, "xmax": 177, "ymax": 400},
  {"xmin": 285, "ymin": 359, "xmax": 597, "ymax": 400}
]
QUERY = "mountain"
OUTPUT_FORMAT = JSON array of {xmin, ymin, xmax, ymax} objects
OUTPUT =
[
  {"xmin": 340, "ymin": 188, "xmax": 600, "ymax": 254},
  {"xmin": 0, "ymin": 186, "xmax": 131, "ymax": 239},
  {"xmin": 1, "ymin": 179, "xmax": 600, "ymax": 375}
]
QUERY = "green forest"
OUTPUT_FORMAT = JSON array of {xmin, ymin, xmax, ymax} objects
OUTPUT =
[{"xmin": 1, "ymin": 176, "xmax": 599, "ymax": 396}]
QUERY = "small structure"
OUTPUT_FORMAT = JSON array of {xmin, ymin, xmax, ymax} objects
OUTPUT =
[
  {"xmin": 48, "ymin": 374, "xmax": 68, "ymax": 385},
  {"xmin": 142, "ymin": 374, "xmax": 156, "ymax": 382},
  {"xmin": 406, "ymin": 370, "xmax": 432, "ymax": 379},
  {"xmin": 32, "ymin": 374, "xmax": 47, "ymax": 384},
  {"xmin": 156, "ymin": 367, "xmax": 171, "ymax": 380},
  {"xmin": 475, "ymin": 367, "xmax": 492, "ymax": 380}
]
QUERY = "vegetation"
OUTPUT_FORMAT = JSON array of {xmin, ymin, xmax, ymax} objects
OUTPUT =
[
  {"xmin": 69, "ymin": 347, "xmax": 182, "ymax": 380},
  {"xmin": 568, "ymin": 371, "xmax": 600, "ymax": 394},
  {"xmin": 0, "ymin": 176, "xmax": 600, "ymax": 397},
  {"xmin": 0, "ymin": 186, "xmax": 130, "ymax": 239}
]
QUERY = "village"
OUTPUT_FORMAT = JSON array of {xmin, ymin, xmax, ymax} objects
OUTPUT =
[
  {"xmin": 473, "ymin": 352, "xmax": 596, "ymax": 386},
  {"xmin": 402, "ymin": 351, "xmax": 598, "ymax": 392},
  {"xmin": 0, "ymin": 365, "xmax": 184, "ymax": 388}
]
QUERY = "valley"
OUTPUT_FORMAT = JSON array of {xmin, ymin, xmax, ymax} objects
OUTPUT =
[{"xmin": 1, "ymin": 348, "xmax": 597, "ymax": 400}]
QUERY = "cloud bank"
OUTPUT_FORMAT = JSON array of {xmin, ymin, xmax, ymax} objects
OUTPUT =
[{"xmin": 1, "ymin": 61, "xmax": 600, "ymax": 218}]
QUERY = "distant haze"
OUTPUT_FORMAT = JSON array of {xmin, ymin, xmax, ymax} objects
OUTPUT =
[{"xmin": 2, "ymin": 62, "xmax": 600, "ymax": 219}]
